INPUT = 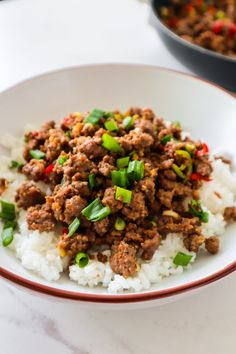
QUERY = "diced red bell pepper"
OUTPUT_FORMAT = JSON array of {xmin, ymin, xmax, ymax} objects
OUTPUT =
[
  {"xmin": 44, "ymin": 163, "xmax": 54, "ymax": 175},
  {"xmin": 62, "ymin": 228, "xmax": 68, "ymax": 235},
  {"xmin": 228, "ymin": 23, "xmax": 236, "ymax": 37},
  {"xmin": 196, "ymin": 143, "xmax": 209, "ymax": 157},
  {"xmin": 212, "ymin": 20, "xmax": 224, "ymax": 34},
  {"xmin": 191, "ymin": 173, "xmax": 211, "ymax": 181}
]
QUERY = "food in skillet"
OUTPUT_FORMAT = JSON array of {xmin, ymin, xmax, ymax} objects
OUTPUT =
[
  {"xmin": 160, "ymin": 0, "xmax": 236, "ymax": 58},
  {"xmin": 0, "ymin": 107, "xmax": 236, "ymax": 293}
]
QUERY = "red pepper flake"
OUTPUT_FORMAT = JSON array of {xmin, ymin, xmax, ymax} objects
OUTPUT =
[
  {"xmin": 196, "ymin": 143, "xmax": 209, "ymax": 157},
  {"xmin": 62, "ymin": 228, "xmax": 68, "ymax": 235},
  {"xmin": 191, "ymin": 173, "xmax": 211, "ymax": 181},
  {"xmin": 44, "ymin": 163, "xmax": 54, "ymax": 175},
  {"xmin": 212, "ymin": 20, "xmax": 224, "ymax": 34},
  {"xmin": 228, "ymin": 23, "xmax": 236, "ymax": 37}
]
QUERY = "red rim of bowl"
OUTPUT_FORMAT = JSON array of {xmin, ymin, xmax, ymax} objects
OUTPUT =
[{"xmin": 0, "ymin": 63, "xmax": 236, "ymax": 303}]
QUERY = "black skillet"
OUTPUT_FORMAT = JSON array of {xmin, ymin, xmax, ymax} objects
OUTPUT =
[{"xmin": 149, "ymin": 0, "xmax": 236, "ymax": 92}]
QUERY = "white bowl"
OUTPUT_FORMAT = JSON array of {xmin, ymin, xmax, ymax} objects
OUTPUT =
[{"xmin": 0, "ymin": 64, "xmax": 236, "ymax": 309}]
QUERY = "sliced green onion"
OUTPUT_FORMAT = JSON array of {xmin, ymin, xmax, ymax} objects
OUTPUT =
[
  {"xmin": 68, "ymin": 217, "xmax": 80, "ymax": 237},
  {"xmin": 82, "ymin": 198, "xmax": 111, "ymax": 222},
  {"xmin": 85, "ymin": 109, "xmax": 105, "ymax": 125},
  {"xmin": 102, "ymin": 133, "xmax": 122, "ymax": 153},
  {"xmin": 115, "ymin": 186, "xmax": 132, "ymax": 204},
  {"xmin": 172, "ymin": 121, "xmax": 181, "ymax": 128},
  {"xmin": 3, "ymin": 220, "xmax": 17, "ymax": 230},
  {"xmin": 58, "ymin": 155, "xmax": 68, "ymax": 166},
  {"xmin": 1, "ymin": 227, "xmax": 14, "ymax": 247},
  {"xmin": 104, "ymin": 119, "xmax": 119, "ymax": 132},
  {"xmin": 189, "ymin": 199, "xmax": 209, "ymax": 223},
  {"xmin": 111, "ymin": 170, "xmax": 128, "ymax": 188},
  {"xmin": 123, "ymin": 116, "xmax": 134, "ymax": 131},
  {"xmin": 115, "ymin": 217, "xmax": 126, "ymax": 231},
  {"xmin": 127, "ymin": 160, "xmax": 144, "ymax": 182},
  {"xmin": 104, "ymin": 112, "xmax": 114, "ymax": 119},
  {"xmin": 29, "ymin": 149, "xmax": 45, "ymax": 160},
  {"xmin": 75, "ymin": 252, "xmax": 89, "ymax": 268},
  {"xmin": 10, "ymin": 160, "xmax": 24, "ymax": 169},
  {"xmin": 65, "ymin": 131, "xmax": 72, "ymax": 139},
  {"xmin": 116, "ymin": 156, "xmax": 130, "ymax": 169},
  {"xmin": 88, "ymin": 173, "xmax": 96, "ymax": 189},
  {"xmin": 161, "ymin": 135, "xmax": 172, "ymax": 145},
  {"xmin": 173, "ymin": 252, "xmax": 192, "ymax": 266},
  {"xmin": 0, "ymin": 201, "xmax": 16, "ymax": 221}
]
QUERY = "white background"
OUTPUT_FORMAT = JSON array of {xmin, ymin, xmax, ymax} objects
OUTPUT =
[{"xmin": 1, "ymin": 1, "xmax": 236, "ymax": 353}]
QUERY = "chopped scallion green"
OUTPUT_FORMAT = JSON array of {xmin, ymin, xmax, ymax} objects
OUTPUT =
[
  {"xmin": 85, "ymin": 109, "xmax": 105, "ymax": 125},
  {"xmin": 173, "ymin": 252, "xmax": 192, "ymax": 266},
  {"xmin": 1, "ymin": 227, "xmax": 14, "ymax": 247},
  {"xmin": 75, "ymin": 252, "xmax": 89, "ymax": 268},
  {"xmin": 10, "ymin": 160, "xmax": 24, "ymax": 169},
  {"xmin": 82, "ymin": 198, "xmax": 111, "ymax": 222},
  {"xmin": 104, "ymin": 119, "xmax": 119, "ymax": 132},
  {"xmin": 116, "ymin": 156, "xmax": 130, "ymax": 169},
  {"xmin": 0, "ymin": 200, "xmax": 16, "ymax": 221},
  {"xmin": 111, "ymin": 170, "xmax": 128, "ymax": 188},
  {"xmin": 68, "ymin": 217, "xmax": 80, "ymax": 237},
  {"xmin": 161, "ymin": 135, "xmax": 172, "ymax": 145},
  {"xmin": 189, "ymin": 199, "xmax": 209, "ymax": 223},
  {"xmin": 114, "ymin": 217, "xmax": 126, "ymax": 231},
  {"xmin": 102, "ymin": 133, "xmax": 123, "ymax": 153},
  {"xmin": 127, "ymin": 160, "xmax": 144, "ymax": 182},
  {"xmin": 58, "ymin": 155, "xmax": 68, "ymax": 166},
  {"xmin": 29, "ymin": 149, "xmax": 45, "ymax": 160},
  {"xmin": 123, "ymin": 116, "xmax": 134, "ymax": 131},
  {"xmin": 115, "ymin": 186, "xmax": 132, "ymax": 204},
  {"xmin": 88, "ymin": 173, "xmax": 96, "ymax": 189}
]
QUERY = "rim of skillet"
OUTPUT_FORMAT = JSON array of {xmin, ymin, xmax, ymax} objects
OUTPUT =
[
  {"xmin": 151, "ymin": 0, "xmax": 236, "ymax": 64},
  {"xmin": 0, "ymin": 63, "xmax": 236, "ymax": 304}
]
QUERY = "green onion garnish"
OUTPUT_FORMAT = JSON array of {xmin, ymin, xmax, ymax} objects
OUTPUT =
[
  {"xmin": 10, "ymin": 160, "xmax": 24, "ymax": 169},
  {"xmin": 173, "ymin": 252, "xmax": 192, "ymax": 266},
  {"xmin": 111, "ymin": 170, "xmax": 128, "ymax": 188},
  {"xmin": 82, "ymin": 198, "xmax": 111, "ymax": 222},
  {"xmin": 127, "ymin": 160, "xmax": 144, "ymax": 182},
  {"xmin": 189, "ymin": 199, "xmax": 209, "ymax": 223},
  {"xmin": 0, "ymin": 201, "xmax": 16, "ymax": 221},
  {"xmin": 88, "ymin": 173, "xmax": 96, "ymax": 189},
  {"xmin": 68, "ymin": 217, "xmax": 80, "ymax": 237},
  {"xmin": 102, "ymin": 133, "xmax": 122, "ymax": 153},
  {"xmin": 116, "ymin": 156, "xmax": 130, "ymax": 169},
  {"xmin": 123, "ymin": 116, "xmax": 134, "ymax": 131},
  {"xmin": 115, "ymin": 186, "xmax": 132, "ymax": 204},
  {"xmin": 65, "ymin": 131, "xmax": 72, "ymax": 139},
  {"xmin": 1, "ymin": 227, "xmax": 14, "ymax": 247},
  {"xmin": 85, "ymin": 109, "xmax": 105, "ymax": 125},
  {"xmin": 104, "ymin": 112, "xmax": 114, "ymax": 119},
  {"xmin": 114, "ymin": 217, "xmax": 126, "ymax": 231},
  {"xmin": 29, "ymin": 149, "xmax": 45, "ymax": 160},
  {"xmin": 75, "ymin": 252, "xmax": 89, "ymax": 268},
  {"xmin": 104, "ymin": 119, "xmax": 119, "ymax": 132},
  {"xmin": 58, "ymin": 155, "xmax": 68, "ymax": 166},
  {"xmin": 161, "ymin": 135, "xmax": 172, "ymax": 145},
  {"xmin": 3, "ymin": 220, "xmax": 17, "ymax": 230}
]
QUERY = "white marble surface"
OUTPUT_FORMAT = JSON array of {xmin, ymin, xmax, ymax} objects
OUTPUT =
[{"xmin": 1, "ymin": 0, "xmax": 236, "ymax": 353}]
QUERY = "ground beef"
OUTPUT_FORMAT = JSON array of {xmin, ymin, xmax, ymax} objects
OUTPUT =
[
  {"xmin": 141, "ymin": 233, "xmax": 161, "ymax": 260},
  {"xmin": 93, "ymin": 217, "xmax": 110, "ymax": 236},
  {"xmin": 64, "ymin": 195, "xmax": 87, "ymax": 224},
  {"xmin": 15, "ymin": 181, "xmax": 45, "ymax": 209},
  {"xmin": 157, "ymin": 189, "xmax": 174, "ymax": 208},
  {"xmin": 0, "ymin": 178, "xmax": 8, "ymax": 196},
  {"xmin": 77, "ymin": 137, "xmax": 106, "ymax": 159},
  {"xmin": 137, "ymin": 177, "xmax": 156, "ymax": 203},
  {"xmin": 184, "ymin": 234, "xmax": 205, "ymax": 253},
  {"xmin": 194, "ymin": 157, "xmax": 212, "ymax": 177},
  {"xmin": 58, "ymin": 233, "xmax": 89, "ymax": 258},
  {"xmin": 22, "ymin": 159, "xmax": 46, "ymax": 181},
  {"xmin": 205, "ymin": 236, "xmax": 220, "ymax": 255},
  {"xmin": 63, "ymin": 153, "xmax": 96, "ymax": 180},
  {"xmin": 97, "ymin": 252, "xmax": 108, "ymax": 263},
  {"xmin": 102, "ymin": 187, "xmax": 123, "ymax": 213},
  {"xmin": 98, "ymin": 155, "xmax": 116, "ymax": 177},
  {"xmin": 109, "ymin": 241, "xmax": 137, "ymax": 278},
  {"xmin": 27, "ymin": 204, "xmax": 56, "ymax": 232},
  {"xmin": 122, "ymin": 192, "xmax": 148, "ymax": 221},
  {"xmin": 224, "ymin": 206, "xmax": 236, "ymax": 222},
  {"xmin": 44, "ymin": 128, "xmax": 69, "ymax": 162},
  {"xmin": 157, "ymin": 216, "xmax": 200, "ymax": 236},
  {"xmin": 119, "ymin": 130, "xmax": 154, "ymax": 152}
]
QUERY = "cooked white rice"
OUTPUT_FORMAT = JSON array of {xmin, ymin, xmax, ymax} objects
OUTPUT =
[{"xmin": 1, "ymin": 135, "xmax": 236, "ymax": 293}]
